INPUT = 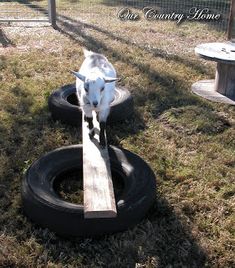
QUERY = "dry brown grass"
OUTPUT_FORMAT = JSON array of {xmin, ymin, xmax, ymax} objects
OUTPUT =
[{"xmin": 0, "ymin": 0, "xmax": 235, "ymax": 267}]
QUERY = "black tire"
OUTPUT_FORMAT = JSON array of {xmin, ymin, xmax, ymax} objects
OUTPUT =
[
  {"xmin": 22, "ymin": 145, "xmax": 156, "ymax": 237},
  {"xmin": 48, "ymin": 84, "xmax": 134, "ymax": 126}
]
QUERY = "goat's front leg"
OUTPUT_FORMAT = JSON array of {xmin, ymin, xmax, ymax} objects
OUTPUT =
[
  {"xmin": 99, "ymin": 121, "xmax": 106, "ymax": 148},
  {"xmin": 84, "ymin": 109, "xmax": 94, "ymax": 139},
  {"xmin": 98, "ymin": 107, "xmax": 110, "ymax": 148}
]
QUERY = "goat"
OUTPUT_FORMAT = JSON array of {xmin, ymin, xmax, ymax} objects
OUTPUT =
[{"xmin": 71, "ymin": 49, "xmax": 117, "ymax": 147}]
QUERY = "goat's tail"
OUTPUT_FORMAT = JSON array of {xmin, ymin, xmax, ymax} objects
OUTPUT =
[{"xmin": 83, "ymin": 48, "xmax": 94, "ymax": 58}]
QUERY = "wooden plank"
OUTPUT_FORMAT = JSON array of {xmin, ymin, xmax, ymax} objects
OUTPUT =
[
  {"xmin": 227, "ymin": 0, "xmax": 235, "ymax": 40},
  {"xmin": 83, "ymin": 111, "xmax": 117, "ymax": 219}
]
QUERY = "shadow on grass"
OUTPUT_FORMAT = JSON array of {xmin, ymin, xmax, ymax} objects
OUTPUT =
[
  {"xmin": 0, "ymin": 29, "xmax": 15, "ymax": 47},
  {"xmin": 24, "ymin": 196, "xmax": 207, "ymax": 268},
  {"xmin": 143, "ymin": 196, "xmax": 206, "ymax": 268},
  {"xmin": 13, "ymin": 0, "xmax": 213, "ymax": 77},
  {"xmin": 0, "ymin": 82, "xmax": 81, "ymax": 189},
  {"xmin": 6, "ymin": 0, "xmax": 48, "ymax": 9},
  {"xmin": 0, "ymin": 2, "xmax": 212, "ymax": 267},
  {"xmin": 58, "ymin": 13, "xmax": 211, "ymax": 77},
  {"xmin": 1, "ymin": 35, "xmax": 208, "ymax": 268},
  {"xmin": 0, "ymin": 87, "xmax": 208, "ymax": 267},
  {"xmin": 12, "ymin": 0, "xmax": 215, "ymax": 119},
  {"xmin": 54, "ymin": 14, "xmax": 213, "ymax": 118}
]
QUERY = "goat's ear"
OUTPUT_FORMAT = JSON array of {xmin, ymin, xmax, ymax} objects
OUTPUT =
[
  {"xmin": 70, "ymin": 70, "xmax": 86, "ymax": 82},
  {"xmin": 104, "ymin": 77, "xmax": 118, "ymax": 83}
]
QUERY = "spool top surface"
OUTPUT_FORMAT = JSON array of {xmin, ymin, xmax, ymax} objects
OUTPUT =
[{"xmin": 195, "ymin": 42, "xmax": 235, "ymax": 64}]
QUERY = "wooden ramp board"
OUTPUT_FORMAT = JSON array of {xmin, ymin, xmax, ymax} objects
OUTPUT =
[{"xmin": 83, "ymin": 111, "xmax": 117, "ymax": 218}]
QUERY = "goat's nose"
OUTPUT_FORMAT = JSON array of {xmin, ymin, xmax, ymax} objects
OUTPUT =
[{"xmin": 93, "ymin": 101, "xmax": 98, "ymax": 107}]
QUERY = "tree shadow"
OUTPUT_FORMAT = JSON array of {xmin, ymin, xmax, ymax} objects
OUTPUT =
[
  {"xmin": 58, "ymin": 13, "xmax": 211, "ymax": 77},
  {"xmin": 0, "ymin": 82, "xmax": 83, "ymax": 249},
  {"xmin": 65, "ymin": 0, "xmax": 80, "ymax": 3},
  {"xmin": 0, "ymin": 7, "xmax": 212, "ymax": 268},
  {"xmin": 3, "ymin": 0, "xmax": 49, "ymax": 15},
  {"xmin": 142, "ymin": 196, "xmax": 207, "ymax": 268},
  {"xmin": 23, "ymin": 196, "xmax": 207, "ymax": 268},
  {"xmin": 102, "ymin": 0, "xmax": 230, "ymax": 32},
  {"xmin": 0, "ymin": 81, "xmax": 208, "ymax": 267},
  {"xmin": 0, "ymin": 28, "xmax": 15, "ymax": 47},
  {"xmin": 7, "ymin": 0, "xmax": 216, "ymax": 132},
  {"xmin": 54, "ymin": 14, "xmax": 213, "ymax": 117},
  {"xmin": 0, "ymin": 83, "xmax": 81, "ymax": 188},
  {"xmin": 8, "ymin": 0, "xmax": 218, "ymax": 79}
]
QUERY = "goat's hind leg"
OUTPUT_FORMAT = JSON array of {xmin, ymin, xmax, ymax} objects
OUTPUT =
[
  {"xmin": 98, "ymin": 108, "xmax": 110, "ymax": 148},
  {"xmin": 99, "ymin": 121, "xmax": 106, "ymax": 148}
]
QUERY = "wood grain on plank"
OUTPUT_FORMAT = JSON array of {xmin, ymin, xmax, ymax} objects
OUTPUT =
[{"xmin": 83, "ymin": 111, "xmax": 117, "ymax": 218}]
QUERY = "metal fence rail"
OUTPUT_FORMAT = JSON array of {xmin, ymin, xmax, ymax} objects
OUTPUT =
[{"xmin": 0, "ymin": 0, "xmax": 56, "ymax": 26}]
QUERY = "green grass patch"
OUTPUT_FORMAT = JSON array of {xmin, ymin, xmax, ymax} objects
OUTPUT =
[
  {"xmin": 0, "ymin": 1, "xmax": 234, "ymax": 267},
  {"xmin": 159, "ymin": 106, "xmax": 231, "ymax": 135}
]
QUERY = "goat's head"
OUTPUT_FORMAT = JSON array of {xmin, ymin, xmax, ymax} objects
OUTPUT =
[{"xmin": 71, "ymin": 71, "xmax": 117, "ymax": 108}]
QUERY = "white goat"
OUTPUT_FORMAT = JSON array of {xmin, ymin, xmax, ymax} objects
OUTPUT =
[{"xmin": 71, "ymin": 49, "xmax": 117, "ymax": 147}]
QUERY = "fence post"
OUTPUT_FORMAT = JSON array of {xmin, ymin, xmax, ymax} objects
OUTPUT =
[
  {"xmin": 228, "ymin": 0, "xmax": 235, "ymax": 40},
  {"xmin": 48, "ymin": 0, "xmax": 56, "ymax": 28}
]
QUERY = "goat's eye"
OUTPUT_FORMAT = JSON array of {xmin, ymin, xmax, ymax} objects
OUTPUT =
[{"xmin": 101, "ymin": 87, "xmax": 105, "ymax": 92}]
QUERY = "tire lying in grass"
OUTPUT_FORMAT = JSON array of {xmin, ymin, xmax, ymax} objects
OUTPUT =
[
  {"xmin": 48, "ymin": 84, "xmax": 134, "ymax": 126},
  {"xmin": 22, "ymin": 145, "xmax": 156, "ymax": 237}
]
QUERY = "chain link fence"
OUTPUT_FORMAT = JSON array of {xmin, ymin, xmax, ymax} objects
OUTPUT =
[
  {"xmin": 0, "ymin": 0, "xmax": 232, "ymax": 33},
  {"xmin": 104, "ymin": 0, "xmax": 230, "ymax": 31},
  {"xmin": 112, "ymin": 0, "xmax": 230, "ymax": 31}
]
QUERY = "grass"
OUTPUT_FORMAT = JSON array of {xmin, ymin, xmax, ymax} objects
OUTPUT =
[{"xmin": 0, "ymin": 0, "xmax": 235, "ymax": 267}]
